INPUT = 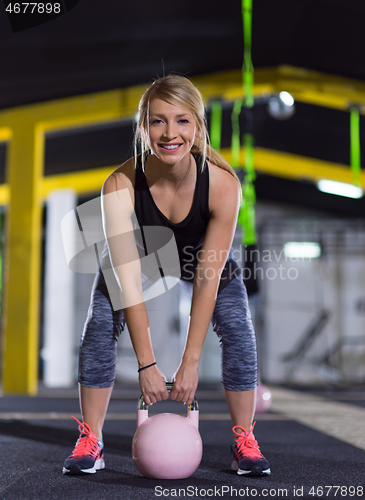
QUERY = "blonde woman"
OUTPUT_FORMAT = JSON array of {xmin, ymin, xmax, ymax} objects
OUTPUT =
[{"xmin": 63, "ymin": 75, "xmax": 271, "ymax": 477}]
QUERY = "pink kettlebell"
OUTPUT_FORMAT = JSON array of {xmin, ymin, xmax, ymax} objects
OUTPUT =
[
  {"xmin": 132, "ymin": 383, "xmax": 203, "ymax": 479},
  {"xmin": 255, "ymin": 383, "xmax": 272, "ymax": 414}
]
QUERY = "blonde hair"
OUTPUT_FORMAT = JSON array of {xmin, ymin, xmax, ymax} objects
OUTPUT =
[{"xmin": 134, "ymin": 74, "xmax": 241, "ymax": 193}]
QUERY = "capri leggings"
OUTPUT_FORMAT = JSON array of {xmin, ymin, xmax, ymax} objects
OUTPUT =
[{"xmin": 78, "ymin": 270, "xmax": 258, "ymax": 391}]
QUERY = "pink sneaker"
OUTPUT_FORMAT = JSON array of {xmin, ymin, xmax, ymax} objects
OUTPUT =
[
  {"xmin": 63, "ymin": 417, "xmax": 105, "ymax": 475},
  {"xmin": 231, "ymin": 422, "xmax": 271, "ymax": 476}
]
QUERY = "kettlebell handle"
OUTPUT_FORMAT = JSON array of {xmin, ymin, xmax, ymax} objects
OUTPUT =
[{"xmin": 137, "ymin": 382, "xmax": 199, "ymax": 411}]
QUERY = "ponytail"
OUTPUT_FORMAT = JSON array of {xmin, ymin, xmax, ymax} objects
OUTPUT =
[{"xmin": 192, "ymin": 139, "xmax": 242, "ymax": 203}]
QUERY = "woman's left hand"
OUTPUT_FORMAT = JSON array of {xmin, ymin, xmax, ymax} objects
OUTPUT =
[{"xmin": 170, "ymin": 359, "xmax": 200, "ymax": 406}]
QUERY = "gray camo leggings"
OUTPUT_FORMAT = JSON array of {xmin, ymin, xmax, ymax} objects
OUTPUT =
[{"xmin": 78, "ymin": 271, "xmax": 258, "ymax": 391}]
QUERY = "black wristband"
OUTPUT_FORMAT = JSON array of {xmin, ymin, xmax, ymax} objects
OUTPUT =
[{"xmin": 138, "ymin": 362, "xmax": 156, "ymax": 373}]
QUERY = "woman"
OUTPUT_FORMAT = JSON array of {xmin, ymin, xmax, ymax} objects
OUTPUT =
[{"xmin": 62, "ymin": 75, "xmax": 271, "ymax": 477}]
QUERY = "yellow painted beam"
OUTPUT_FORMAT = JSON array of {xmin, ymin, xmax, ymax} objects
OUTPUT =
[
  {"xmin": 194, "ymin": 66, "xmax": 365, "ymax": 112},
  {"xmin": 41, "ymin": 166, "xmax": 115, "ymax": 198},
  {"xmin": 0, "ymin": 148, "xmax": 362, "ymax": 206},
  {"xmin": 0, "ymin": 66, "xmax": 364, "ymax": 139},
  {"xmin": 2, "ymin": 121, "xmax": 44, "ymax": 395},
  {"xmin": 0, "ymin": 127, "xmax": 12, "ymax": 142},
  {"xmin": 254, "ymin": 148, "xmax": 365, "ymax": 187},
  {"xmin": 0, "ymin": 86, "xmax": 145, "ymax": 133},
  {"xmin": 221, "ymin": 147, "xmax": 365, "ymax": 189},
  {"xmin": 0, "ymin": 184, "xmax": 10, "ymax": 205},
  {"xmin": 25, "ymin": 148, "xmax": 365, "ymax": 200}
]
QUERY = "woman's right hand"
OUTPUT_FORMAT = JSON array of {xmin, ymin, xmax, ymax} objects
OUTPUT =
[{"xmin": 138, "ymin": 365, "xmax": 169, "ymax": 406}]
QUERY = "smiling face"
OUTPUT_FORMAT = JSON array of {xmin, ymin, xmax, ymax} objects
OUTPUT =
[{"xmin": 147, "ymin": 98, "xmax": 197, "ymax": 167}]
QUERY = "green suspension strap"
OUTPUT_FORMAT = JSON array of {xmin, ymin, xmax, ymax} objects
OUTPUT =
[
  {"xmin": 350, "ymin": 107, "xmax": 361, "ymax": 188},
  {"xmin": 237, "ymin": 0, "xmax": 257, "ymax": 246},
  {"xmin": 239, "ymin": 130, "xmax": 257, "ymax": 245},
  {"xmin": 210, "ymin": 101, "xmax": 222, "ymax": 152},
  {"xmin": 242, "ymin": 0, "xmax": 254, "ymax": 108},
  {"xmin": 231, "ymin": 99, "xmax": 243, "ymax": 168}
]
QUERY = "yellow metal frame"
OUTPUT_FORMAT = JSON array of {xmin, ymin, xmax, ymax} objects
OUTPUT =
[
  {"xmin": 0, "ymin": 87, "xmax": 145, "ymax": 394},
  {"xmin": 195, "ymin": 65, "xmax": 365, "ymax": 111},
  {"xmin": 0, "ymin": 66, "xmax": 364, "ymax": 394}
]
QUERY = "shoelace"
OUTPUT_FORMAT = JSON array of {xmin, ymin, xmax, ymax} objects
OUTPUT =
[
  {"xmin": 232, "ymin": 422, "xmax": 263, "ymax": 459},
  {"xmin": 70, "ymin": 416, "xmax": 100, "ymax": 458}
]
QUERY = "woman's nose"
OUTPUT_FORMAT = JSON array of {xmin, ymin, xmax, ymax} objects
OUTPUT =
[{"xmin": 164, "ymin": 122, "xmax": 177, "ymax": 139}]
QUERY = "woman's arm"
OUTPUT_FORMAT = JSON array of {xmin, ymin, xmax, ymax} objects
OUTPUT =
[
  {"xmin": 170, "ymin": 164, "xmax": 241, "ymax": 405},
  {"xmin": 102, "ymin": 170, "xmax": 168, "ymax": 405}
]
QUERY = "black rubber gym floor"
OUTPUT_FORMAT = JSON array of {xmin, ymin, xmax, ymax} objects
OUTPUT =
[{"xmin": 0, "ymin": 385, "xmax": 364, "ymax": 500}]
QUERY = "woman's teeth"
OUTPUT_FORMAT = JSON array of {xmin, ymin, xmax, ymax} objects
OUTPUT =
[{"xmin": 161, "ymin": 144, "xmax": 180, "ymax": 150}]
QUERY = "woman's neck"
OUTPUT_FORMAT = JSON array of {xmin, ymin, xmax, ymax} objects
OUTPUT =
[{"xmin": 144, "ymin": 152, "xmax": 194, "ymax": 189}]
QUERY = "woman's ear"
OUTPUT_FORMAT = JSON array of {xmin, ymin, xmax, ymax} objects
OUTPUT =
[
  {"xmin": 194, "ymin": 125, "xmax": 202, "ymax": 141},
  {"xmin": 193, "ymin": 135, "xmax": 201, "ymax": 147}
]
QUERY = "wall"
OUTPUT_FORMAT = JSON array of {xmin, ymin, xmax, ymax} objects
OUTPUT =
[{"xmin": 255, "ymin": 205, "xmax": 365, "ymax": 385}]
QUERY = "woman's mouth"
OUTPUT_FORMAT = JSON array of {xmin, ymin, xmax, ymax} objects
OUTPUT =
[{"xmin": 158, "ymin": 143, "xmax": 182, "ymax": 152}]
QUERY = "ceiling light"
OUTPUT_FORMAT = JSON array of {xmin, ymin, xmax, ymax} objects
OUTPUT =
[
  {"xmin": 317, "ymin": 180, "xmax": 363, "ymax": 199},
  {"xmin": 283, "ymin": 242, "xmax": 321, "ymax": 259},
  {"xmin": 267, "ymin": 91, "xmax": 295, "ymax": 120},
  {"xmin": 279, "ymin": 91, "xmax": 294, "ymax": 106}
]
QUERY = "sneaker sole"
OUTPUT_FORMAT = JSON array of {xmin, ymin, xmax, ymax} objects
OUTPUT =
[
  {"xmin": 62, "ymin": 458, "xmax": 105, "ymax": 475},
  {"xmin": 231, "ymin": 460, "xmax": 271, "ymax": 476},
  {"xmin": 237, "ymin": 466, "xmax": 271, "ymax": 476}
]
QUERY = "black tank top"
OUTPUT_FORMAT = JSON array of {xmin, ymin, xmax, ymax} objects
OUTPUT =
[{"xmin": 134, "ymin": 154, "xmax": 240, "ymax": 294}]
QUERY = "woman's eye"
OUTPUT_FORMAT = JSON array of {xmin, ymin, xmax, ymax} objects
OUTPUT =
[
  {"xmin": 179, "ymin": 119, "xmax": 189, "ymax": 124},
  {"xmin": 151, "ymin": 119, "xmax": 163, "ymax": 124}
]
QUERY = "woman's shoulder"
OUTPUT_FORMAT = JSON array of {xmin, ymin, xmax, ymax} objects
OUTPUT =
[
  {"xmin": 207, "ymin": 160, "xmax": 240, "ymax": 201},
  {"xmin": 102, "ymin": 157, "xmax": 136, "ymax": 195}
]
